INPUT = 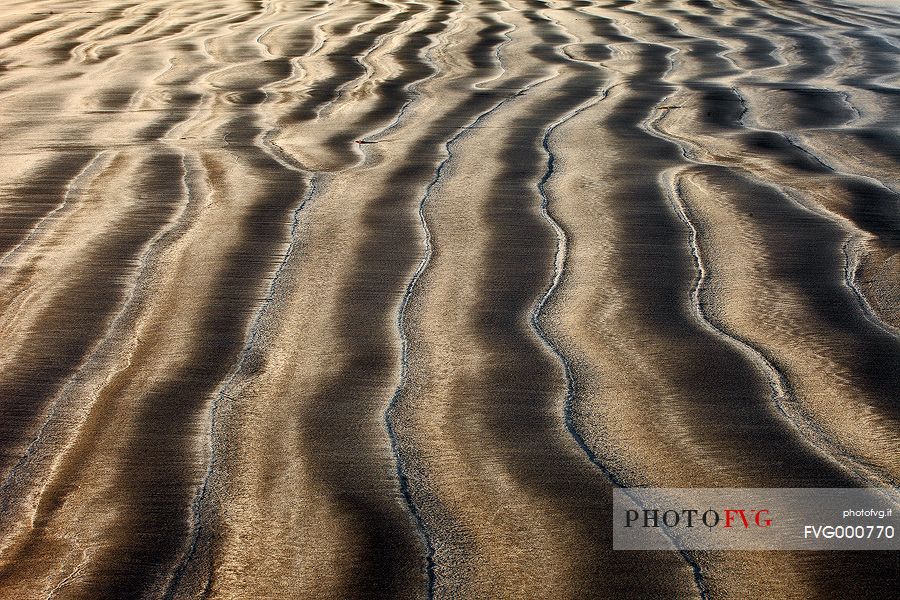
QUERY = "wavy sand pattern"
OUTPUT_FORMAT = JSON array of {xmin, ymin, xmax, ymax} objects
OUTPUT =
[{"xmin": 0, "ymin": 0, "xmax": 897, "ymax": 598}]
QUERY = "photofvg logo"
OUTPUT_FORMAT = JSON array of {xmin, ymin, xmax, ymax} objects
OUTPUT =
[
  {"xmin": 613, "ymin": 488, "xmax": 899, "ymax": 551},
  {"xmin": 624, "ymin": 506, "xmax": 773, "ymax": 530}
]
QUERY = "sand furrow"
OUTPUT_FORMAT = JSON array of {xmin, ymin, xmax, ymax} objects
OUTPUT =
[
  {"xmin": 0, "ymin": 151, "xmax": 192, "ymax": 480},
  {"xmin": 0, "ymin": 1, "xmax": 316, "ymax": 595},
  {"xmin": 628, "ymin": 2, "xmax": 900, "ymax": 489},
  {"xmin": 390, "ymin": 1, "xmax": 702, "ymax": 596},
  {"xmin": 164, "ymin": 3, "xmax": 467, "ymax": 598},
  {"xmin": 539, "ymin": 0, "xmax": 898, "ymax": 596}
]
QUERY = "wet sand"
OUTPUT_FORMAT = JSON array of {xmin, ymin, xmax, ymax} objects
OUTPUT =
[{"xmin": 0, "ymin": 0, "xmax": 897, "ymax": 598}]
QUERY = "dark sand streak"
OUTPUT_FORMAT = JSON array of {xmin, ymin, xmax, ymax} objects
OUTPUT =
[
  {"xmin": 296, "ymin": 6, "xmax": 575, "ymax": 597},
  {"xmin": 0, "ymin": 151, "xmax": 199, "ymax": 513},
  {"xmin": 624, "ymin": 3, "xmax": 899, "ymax": 593},
  {"xmin": 0, "ymin": 152, "xmax": 187, "ymax": 479},
  {"xmin": 636, "ymin": 1, "xmax": 900, "ymax": 448},
  {"xmin": 415, "ymin": 1, "xmax": 700, "ymax": 596},
  {"xmin": 169, "ymin": 2, "xmax": 468, "ymax": 597},
  {"xmin": 534, "ymin": 85, "xmax": 712, "ymax": 598},
  {"xmin": 48, "ymin": 3, "xmax": 325, "ymax": 594},
  {"xmin": 387, "ymin": 18, "xmax": 567, "ymax": 596}
]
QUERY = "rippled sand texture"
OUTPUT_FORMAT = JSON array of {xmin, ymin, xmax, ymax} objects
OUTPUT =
[{"xmin": 0, "ymin": 0, "xmax": 898, "ymax": 598}]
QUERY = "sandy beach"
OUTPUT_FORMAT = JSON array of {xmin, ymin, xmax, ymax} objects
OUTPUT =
[{"xmin": 0, "ymin": 0, "xmax": 897, "ymax": 598}]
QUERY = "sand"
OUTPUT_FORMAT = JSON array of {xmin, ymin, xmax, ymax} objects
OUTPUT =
[{"xmin": 0, "ymin": 0, "xmax": 897, "ymax": 598}]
